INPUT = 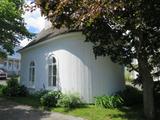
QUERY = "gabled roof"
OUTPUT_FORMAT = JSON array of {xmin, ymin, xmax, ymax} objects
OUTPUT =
[{"xmin": 19, "ymin": 27, "xmax": 80, "ymax": 52}]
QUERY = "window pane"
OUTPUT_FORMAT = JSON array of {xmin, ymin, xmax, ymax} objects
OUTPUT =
[
  {"xmin": 52, "ymin": 57, "xmax": 56, "ymax": 63},
  {"xmin": 53, "ymin": 76, "xmax": 56, "ymax": 86},
  {"xmin": 29, "ymin": 68, "xmax": 32, "ymax": 81},
  {"xmin": 30, "ymin": 62, "xmax": 35, "ymax": 66},
  {"xmin": 48, "ymin": 76, "xmax": 52, "ymax": 86},
  {"xmin": 29, "ymin": 61, "xmax": 35, "ymax": 86},
  {"xmin": 48, "ymin": 65, "xmax": 52, "ymax": 75},
  {"xmin": 53, "ymin": 65, "xmax": 56, "ymax": 75},
  {"xmin": 32, "ymin": 68, "xmax": 35, "ymax": 82}
]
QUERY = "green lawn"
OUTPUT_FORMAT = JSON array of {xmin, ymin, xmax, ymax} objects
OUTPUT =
[
  {"xmin": 3, "ymin": 96, "xmax": 144, "ymax": 120},
  {"xmin": 52, "ymin": 105, "xmax": 144, "ymax": 120}
]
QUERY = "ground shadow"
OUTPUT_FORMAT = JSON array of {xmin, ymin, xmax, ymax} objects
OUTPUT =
[
  {"xmin": 0, "ymin": 97, "xmax": 50, "ymax": 120},
  {"xmin": 110, "ymin": 105, "xmax": 145, "ymax": 120}
]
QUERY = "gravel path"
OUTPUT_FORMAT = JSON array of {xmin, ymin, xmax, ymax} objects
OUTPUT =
[{"xmin": 0, "ymin": 98, "xmax": 84, "ymax": 120}]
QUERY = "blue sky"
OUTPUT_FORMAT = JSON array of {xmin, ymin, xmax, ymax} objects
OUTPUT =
[
  {"xmin": 23, "ymin": 0, "xmax": 45, "ymax": 33},
  {"xmin": 20, "ymin": 0, "xmax": 45, "ymax": 47}
]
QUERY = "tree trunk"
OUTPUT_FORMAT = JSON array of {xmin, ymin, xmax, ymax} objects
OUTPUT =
[{"xmin": 138, "ymin": 58, "xmax": 155, "ymax": 120}]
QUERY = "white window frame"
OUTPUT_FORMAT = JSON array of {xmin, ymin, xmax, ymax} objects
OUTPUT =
[
  {"xmin": 29, "ymin": 61, "xmax": 35, "ymax": 88},
  {"xmin": 48, "ymin": 55, "xmax": 58, "ymax": 88}
]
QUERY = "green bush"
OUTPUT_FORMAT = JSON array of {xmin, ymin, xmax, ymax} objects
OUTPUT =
[
  {"xmin": 125, "ymin": 70, "xmax": 133, "ymax": 82},
  {"xmin": 95, "ymin": 95, "xmax": 124, "ymax": 108},
  {"xmin": 117, "ymin": 85, "xmax": 143, "ymax": 106},
  {"xmin": 33, "ymin": 90, "xmax": 49, "ymax": 98},
  {"xmin": 57, "ymin": 93, "xmax": 83, "ymax": 109},
  {"xmin": 7, "ymin": 78, "xmax": 19, "ymax": 88},
  {"xmin": 2, "ymin": 78, "xmax": 19, "ymax": 96},
  {"xmin": 40, "ymin": 91, "xmax": 61, "ymax": 108},
  {"xmin": 0, "ymin": 84, "xmax": 6, "ymax": 96},
  {"xmin": 17, "ymin": 85, "xmax": 28, "ymax": 96},
  {"xmin": 2, "ymin": 78, "xmax": 28, "ymax": 97}
]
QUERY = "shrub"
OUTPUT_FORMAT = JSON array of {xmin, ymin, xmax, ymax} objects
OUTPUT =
[
  {"xmin": 2, "ymin": 78, "xmax": 28, "ymax": 97},
  {"xmin": 33, "ymin": 90, "xmax": 49, "ymax": 98},
  {"xmin": 2, "ymin": 78, "xmax": 19, "ymax": 96},
  {"xmin": 1, "ymin": 86, "xmax": 8, "ymax": 96},
  {"xmin": 7, "ymin": 78, "xmax": 19, "ymax": 88},
  {"xmin": 57, "ymin": 93, "xmax": 83, "ymax": 109},
  {"xmin": 40, "ymin": 91, "xmax": 61, "ymax": 108},
  {"xmin": 0, "ymin": 84, "xmax": 6, "ymax": 96},
  {"xmin": 125, "ymin": 70, "xmax": 133, "ymax": 82},
  {"xmin": 95, "ymin": 95, "xmax": 124, "ymax": 108},
  {"xmin": 117, "ymin": 85, "xmax": 143, "ymax": 106},
  {"xmin": 17, "ymin": 85, "xmax": 28, "ymax": 96}
]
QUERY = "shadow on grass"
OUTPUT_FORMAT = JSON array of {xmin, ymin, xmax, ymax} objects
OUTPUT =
[
  {"xmin": 112, "ymin": 84, "xmax": 160, "ymax": 120},
  {"xmin": 109, "ymin": 105, "xmax": 145, "ymax": 120}
]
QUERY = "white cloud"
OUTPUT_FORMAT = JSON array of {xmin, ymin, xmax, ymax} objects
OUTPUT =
[
  {"xmin": 26, "ymin": 0, "xmax": 33, "ymax": 2},
  {"xmin": 23, "ymin": 8, "xmax": 45, "ymax": 33},
  {"xmin": 23, "ymin": 0, "xmax": 46, "ymax": 33},
  {"xmin": 20, "ymin": 0, "xmax": 46, "ymax": 47}
]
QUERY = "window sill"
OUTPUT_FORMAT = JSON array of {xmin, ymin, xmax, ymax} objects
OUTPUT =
[
  {"xmin": 47, "ymin": 86, "xmax": 58, "ymax": 91},
  {"xmin": 28, "ymin": 85, "xmax": 35, "ymax": 89}
]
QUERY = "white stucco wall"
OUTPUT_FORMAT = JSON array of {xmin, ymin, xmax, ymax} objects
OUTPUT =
[{"xmin": 20, "ymin": 32, "xmax": 124, "ymax": 103}]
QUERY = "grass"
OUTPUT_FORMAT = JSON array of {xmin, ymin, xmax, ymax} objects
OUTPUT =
[
  {"xmin": 0, "ymin": 84, "xmax": 145, "ymax": 120},
  {"xmin": 0, "ymin": 82, "xmax": 145, "ymax": 120},
  {"xmin": 52, "ymin": 105, "xmax": 144, "ymax": 120},
  {"xmin": 0, "ymin": 83, "xmax": 146, "ymax": 120},
  {"xmin": 2, "ymin": 94, "xmax": 145, "ymax": 120}
]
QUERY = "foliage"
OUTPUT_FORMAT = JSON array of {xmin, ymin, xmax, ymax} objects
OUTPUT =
[
  {"xmin": 95, "ymin": 95, "xmax": 124, "ymax": 109},
  {"xmin": 40, "ymin": 91, "xmax": 61, "ymax": 108},
  {"xmin": 154, "ymin": 81, "xmax": 160, "ymax": 93},
  {"xmin": 0, "ymin": 0, "xmax": 31, "ymax": 55},
  {"xmin": 1, "ymin": 95, "xmax": 146, "ymax": 120},
  {"xmin": 117, "ymin": 86, "xmax": 143, "ymax": 106},
  {"xmin": 0, "ymin": 84, "xmax": 6, "ymax": 96},
  {"xmin": 2, "ymin": 78, "xmax": 19, "ymax": 96},
  {"xmin": 18, "ymin": 85, "xmax": 28, "ymax": 96},
  {"xmin": 32, "ymin": 0, "xmax": 160, "ymax": 118},
  {"xmin": 53, "ymin": 105, "xmax": 145, "ymax": 120},
  {"xmin": 8, "ymin": 74, "xmax": 20, "ymax": 79},
  {"xmin": 57, "ymin": 93, "xmax": 83, "ymax": 109},
  {"xmin": 32, "ymin": 90, "xmax": 49, "ymax": 98},
  {"xmin": 2, "ymin": 78, "xmax": 28, "ymax": 97},
  {"xmin": 0, "ymin": 51, "xmax": 7, "ymax": 59},
  {"xmin": 125, "ymin": 68, "xmax": 134, "ymax": 82}
]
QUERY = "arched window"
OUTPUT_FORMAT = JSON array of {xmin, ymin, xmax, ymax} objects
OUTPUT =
[
  {"xmin": 48, "ymin": 55, "xmax": 57, "ymax": 86},
  {"xmin": 29, "ymin": 61, "xmax": 35, "ymax": 86}
]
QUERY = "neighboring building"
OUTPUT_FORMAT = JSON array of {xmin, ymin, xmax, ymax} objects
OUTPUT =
[
  {"xmin": 0, "ymin": 47, "xmax": 21, "ymax": 76},
  {"xmin": 19, "ymin": 22, "xmax": 124, "ymax": 103}
]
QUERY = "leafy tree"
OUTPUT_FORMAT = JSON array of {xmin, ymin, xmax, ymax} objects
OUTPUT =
[
  {"xmin": 34, "ymin": 0, "xmax": 160, "ymax": 119},
  {"xmin": 0, "ymin": 0, "xmax": 30, "ymax": 55}
]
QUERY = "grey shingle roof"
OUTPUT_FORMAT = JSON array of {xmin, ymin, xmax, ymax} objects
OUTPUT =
[{"xmin": 19, "ymin": 27, "xmax": 79, "ymax": 52}]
